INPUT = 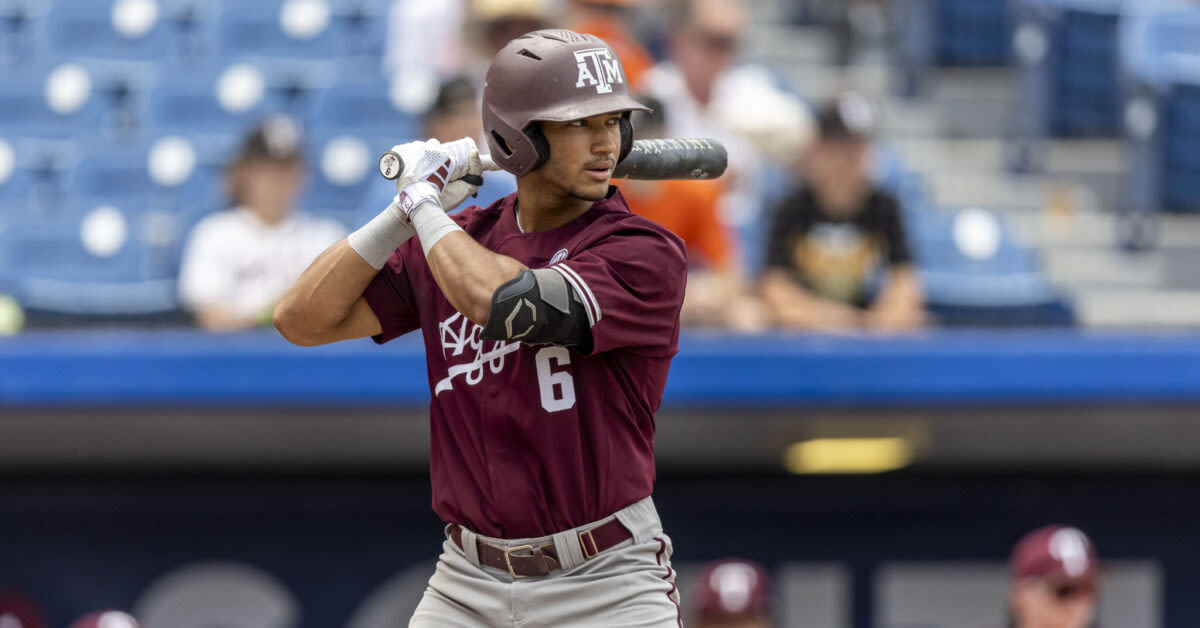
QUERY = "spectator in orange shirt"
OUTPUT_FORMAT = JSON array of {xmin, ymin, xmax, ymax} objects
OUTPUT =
[
  {"xmin": 567, "ymin": 0, "xmax": 655, "ymax": 88},
  {"xmin": 624, "ymin": 97, "xmax": 763, "ymax": 329}
]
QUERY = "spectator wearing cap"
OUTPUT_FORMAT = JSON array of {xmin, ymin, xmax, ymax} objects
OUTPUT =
[
  {"xmin": 1008, "ymin": 525, "xmax": 1100, "ymax": 628},
  {"xmin": 690, "ymin": 558, "xmax": 773, "ymax": 628},
  {"xmin": 761, "ymin": 92, "xmax": 925, "ymax": 332},
  {"xmin": 178, "ymin": 117, "xmax": 347, "ymax": 332},
  {"xmin": 624, "ymin": 96, "xmax": 763, "ymax": 329},
  {"xmin": 641, "ymin": 0, "xmax": 811, "ymax": 268}
]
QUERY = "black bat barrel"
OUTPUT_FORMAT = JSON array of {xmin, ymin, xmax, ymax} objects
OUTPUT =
[{"xmin": 614, "ymin": 138, "xmax": 727, "ymax": 180}]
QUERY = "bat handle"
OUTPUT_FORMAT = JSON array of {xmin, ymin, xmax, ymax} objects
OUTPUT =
[{"xmin": 378, "ymin": 150, "xmax": 499, "ymax": 180}]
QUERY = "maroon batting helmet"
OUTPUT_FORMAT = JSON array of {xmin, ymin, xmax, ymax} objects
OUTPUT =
[
  {"xmin": 482, "ymin": 29, "xmax": 650, "ymax": 176},
  {"xmin": 1010, "ymin": 525, "xmax": 1099, "ymax": 584},
  {"xmin": 692, "ymin": 558, "xmax": 772, "ymax": 621}
]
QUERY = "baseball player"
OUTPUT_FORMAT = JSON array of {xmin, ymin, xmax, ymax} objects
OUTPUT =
[
  {"xmin": 1007, "ymin": 525, "xmax": 1100, "ymax": 628},
  {"xmin": 275, "ymin": 29, "xmax": 687, "ymax": 627}
]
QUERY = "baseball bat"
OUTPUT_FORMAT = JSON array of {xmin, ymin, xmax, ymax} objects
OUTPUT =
[{"xmin": 377, "ymin": 138, "xmax": 728, "ymax": 182}]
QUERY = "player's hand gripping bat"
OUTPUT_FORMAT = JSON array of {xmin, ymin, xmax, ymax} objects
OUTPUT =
[{"xmin": 378, "ymin": 138, "xmax": 728, "ymax": 182}]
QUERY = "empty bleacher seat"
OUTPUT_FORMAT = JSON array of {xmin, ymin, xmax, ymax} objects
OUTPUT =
[
  {"xmin": 146, "ymin": 61, "xmax": 286, "ymax": 135},
  {"xmin": 0, "ymin": 63, "xmax": 105, "ymax": 138},
  {"xmin": 0, "ymin": 198, "xmax": 182, "ymax": 314},
  {"xmin": 216, "ymin": 0, "xmax": 339, "ymax": 59},
  {"xmin": 905, "ymin": 205, "xmax": 1074, "ymax": 324},
  {"xmin": 1121, "ymin": 1, "xmax": 1200, "ymax": 216},
  {"xmin": 1013, "ymin": 0, "xmax": 1125, "ymax": 140},
  {"xmin": 42, "ymin": 0, "xmax": 171, "ymax": 60},
  {"xmin": 301, "ymin": 129, "xmax": 388, "ymax": 225},
  {"xmin": 310, "ymin": 76, "xmax": 420, "ymax": 139},
  {"xmin": 937, "ymin": 0, "xmax": 1012, "ymax": 66},
  {"xmin": 64, "ymin": 136, "xmax": 219, "ymax": 212}
]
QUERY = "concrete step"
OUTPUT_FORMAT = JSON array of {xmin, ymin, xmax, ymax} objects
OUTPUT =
[
  {"xmin": 1042, "ymin": 248, "xmax": 1168, "ymax": 289},
  {"xmin": 930, "ymin": 68, "xmax": 1018, "ymax": 138},
  {"xmin": 1069, "ymin": 289, "xmax": 1200, "ymax": 327},
  {"xmin": 925, "ymin": 173, "xmax": 1102, "ymax": 214}
]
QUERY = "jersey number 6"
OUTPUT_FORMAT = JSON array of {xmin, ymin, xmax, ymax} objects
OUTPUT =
[{"xmin": 535, "ymin": 347, "xmax": 576, "ymax": 412}]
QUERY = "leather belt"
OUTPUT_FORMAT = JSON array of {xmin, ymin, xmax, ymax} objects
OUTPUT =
[{"xmin": 449, "ymin": 519, "xmax": 632, "ymax": 578}]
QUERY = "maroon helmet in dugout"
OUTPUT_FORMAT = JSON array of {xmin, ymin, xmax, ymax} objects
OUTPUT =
[
  {"xmin": 692, "ymin": 558, "xmax": 772, "ymax": 622},
  {"xmin": 482, "ymin": 29, "xmax": 651, "ymax": 176}
]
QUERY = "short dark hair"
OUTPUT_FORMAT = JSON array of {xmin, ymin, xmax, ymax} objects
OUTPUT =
[{"xmin": 428, "ymin": 75, "xmax": 479, "ymax": 120}]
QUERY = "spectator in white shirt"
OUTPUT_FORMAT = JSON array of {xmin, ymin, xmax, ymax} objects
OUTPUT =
[{"xmin": 178, "ymin": 117, "xmax": 347, "ymax": 331}]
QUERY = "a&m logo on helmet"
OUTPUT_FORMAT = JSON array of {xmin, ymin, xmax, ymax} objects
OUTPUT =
[{"xmin": 574, "ymin": 48, "xmax": 624, "ymax": 94}]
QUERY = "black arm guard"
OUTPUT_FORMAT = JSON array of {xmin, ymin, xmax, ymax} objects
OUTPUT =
[{"xmin": 480, "ymin": 268, "xmax": 591, "ymax": 347}]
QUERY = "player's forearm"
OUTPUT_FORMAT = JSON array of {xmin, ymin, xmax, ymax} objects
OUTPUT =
[
  {"xmin": 866, "ymin": 266, "xmax": 925, "ymax": 330},
  {"xmin": 761, "ymin": 271, "xmax": 861, "ymax": 329},
  {"xmin": 425, "ymin": 231, "xmax": 528, "ymax": 325},
  {"xmin": 275, "ymin": 239, "xmax": 382, "ymax": 345}
]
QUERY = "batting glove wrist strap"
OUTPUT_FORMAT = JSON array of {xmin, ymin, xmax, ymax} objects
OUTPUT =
[{"xmin": 348, "ymin": 197, "xmax": 417, "ymax": 269}]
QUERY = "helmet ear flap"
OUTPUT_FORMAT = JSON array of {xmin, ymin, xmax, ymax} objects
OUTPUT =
[
  {"xmin": 617, "ymin": 113, "xmax": 634, "ymax": 164},
  {"xmin": 525, "ymin": 122, "xmax": 551, "ymax": 172}
]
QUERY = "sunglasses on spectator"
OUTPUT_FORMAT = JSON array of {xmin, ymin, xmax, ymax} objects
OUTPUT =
[
  {"xmin": 690, "ymin": 29, "xmax": 738, "ymax": 52},
  {"xmin": 1049, "ymin": 581, "xmax": 1095, "ymax": 601}
]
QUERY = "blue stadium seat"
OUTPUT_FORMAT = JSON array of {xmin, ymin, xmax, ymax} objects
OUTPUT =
[
  {"xmin": 1014, "ymin": 0, "xmax": 1125, "ymax": 139},
  {"xmin": 902, "ymin": 206, "xmax": 1071, "ymax": 324},
  {"xmin": 0, "ymin": 197, "xmax": 185, "ymax": 314},
  {"xmin": 64, "ymin": 136, "xmax": 219, "ymax": 212},
  {"xmin": 301, "ymin": 128, "xmax": 394, "ymax": 225},
  {"xmin": 937, "ymin": 0, "xmax": 1012, "ymax": 66},
  {"xmin": 42, "ymin": 0, "xmax": 171, "ymax": 60},
  {"xmin": 0, "ymin": 63, "xmax": 105, "ymax": 139},
  {"xmin": 145, "ymin": 62, "xmax": 287, "ymax": 136},
  {"xmin": 216, "ymin": 1, "xmax": 339, "ymax": 59},
  {"xmin": 1121, "ymin": 2, "xmax": 1200, "ymax": 216},
  {"xmin": 310, "ymin": 76, "xmax": 420, "ymax": 139},
  {"xmin": 0, "ymin": 0, "xmax": 44, "ymax": 67},
  {"xmin": 329, "ymin": 0, "xmax": 390, "ymax": 60}
]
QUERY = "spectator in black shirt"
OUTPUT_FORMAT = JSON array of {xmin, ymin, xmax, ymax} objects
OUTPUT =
[{"xmin": 761, "ymin": 92, "xmax": 925, "ymax": 331}]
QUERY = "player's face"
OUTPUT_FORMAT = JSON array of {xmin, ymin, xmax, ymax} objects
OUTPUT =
[
  {"xmin": 537, "ymin": 113, "xmax": 623, "ymax": 202},
  {"xmin": 1012, "ymin": 578, "xmax": 1097, "ymax": 628}
]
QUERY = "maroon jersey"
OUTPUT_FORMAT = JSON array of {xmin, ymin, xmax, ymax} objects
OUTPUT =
[{"xmin": 363, "ymin": 187, "xmax": 687, "ymax": 538}]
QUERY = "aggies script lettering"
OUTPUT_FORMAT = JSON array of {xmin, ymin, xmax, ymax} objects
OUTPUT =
[{"xmin": 434, "ymin": 312, "xmax": 520, "ymax": 395}]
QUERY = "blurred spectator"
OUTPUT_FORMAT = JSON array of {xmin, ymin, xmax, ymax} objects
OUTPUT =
[
  {"xmin": 761, "ymin": 92, "xmax": 924, "ymax": 332},
  {"xmin": 689, "ymin": 558, "xmax": 773, "ymax": 628},
  {"xmin": 178, "ymin": 117, "xmax": 347, "ymax": 332},
  {"xmin": 363, "ymin": 75, "xmax": 517, "ymax": 218},
  {"xmin": 566, "ymin": 0, "xmax": 656, "ymax": 87},
  {"xmin": 384, "ymin": 0, "xmax": 559, "ymax": 113},
  {"xmin": 624, "ymin": 97, "xmax": 762, "ymax": 329},
  {"xmin": 0, "ymin": 589, "xmax": 48, "ymax": 628},
  {"xmin": 1008, "ymin": 525, "xmax": 1100, "ymax": 628},
  {"xmin": 68, "ymin": 611, "xmax": 141, "ymax": 628},
  {"xmin": 641, "ymin": 0, "xmax": 812, "ymax": 269}
]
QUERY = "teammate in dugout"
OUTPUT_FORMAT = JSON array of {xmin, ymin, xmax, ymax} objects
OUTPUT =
[{"xmin": 275, "ymin": 29, "xmax": 687, "ymax": 627}]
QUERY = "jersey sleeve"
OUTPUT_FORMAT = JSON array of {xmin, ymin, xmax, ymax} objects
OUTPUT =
[
  {"xmin": 878, "ymin": 193, "xmax": 913, "ymax": 266},
  {"xmin": 361, "ymin": 242, "xmax": 422, "ymax": 344},
  {"xmin": 549, "ymin": 226, "xmax": 686, "ymax": 356},
  {"xmin": 765, "ymin": 192, "xmax": 802, "ymax": 271}
]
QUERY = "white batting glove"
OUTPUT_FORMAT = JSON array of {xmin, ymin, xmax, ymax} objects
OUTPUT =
[{"xmin": 440, "ymin": 145, "xmax": 483, "ymax": 212}]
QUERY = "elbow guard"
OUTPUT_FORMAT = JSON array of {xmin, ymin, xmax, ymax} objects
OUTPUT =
[{"xmin": 480, "ymin": 269, "xmax": 591, "ymax": 347}]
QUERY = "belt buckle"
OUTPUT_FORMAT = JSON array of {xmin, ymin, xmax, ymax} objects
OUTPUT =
[
  {"xmin": 578, "ymin": 529, "xmax": 599, "ymax": 559},
  {"xmin": 504, "ymin": 544, "xmax": 535, "ymax": 579}
]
